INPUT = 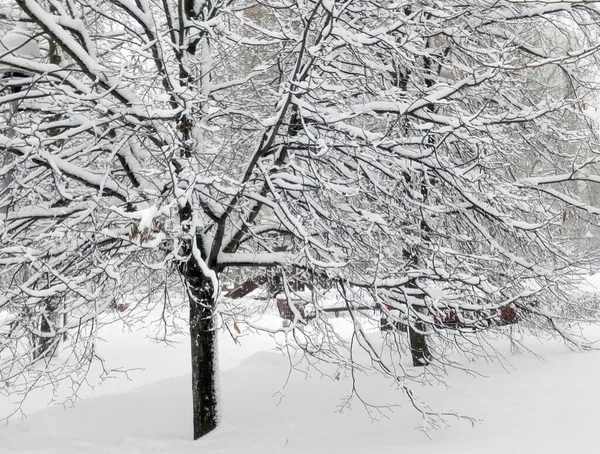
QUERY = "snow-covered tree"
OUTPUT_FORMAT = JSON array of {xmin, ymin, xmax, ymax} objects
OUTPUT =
[{"xmin": 2, "ymin": 0, "xmax": 600, "ymax": 439}]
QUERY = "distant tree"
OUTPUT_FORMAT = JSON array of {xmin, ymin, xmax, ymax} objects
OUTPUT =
[{"xmin": 2, "ymin": 0, "xmax": 600, "ymax": 439}]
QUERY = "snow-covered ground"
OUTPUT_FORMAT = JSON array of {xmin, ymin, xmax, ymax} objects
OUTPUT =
[{"xmin": 2, "ymin": 306, "xmax": 600, "ymax": 454}]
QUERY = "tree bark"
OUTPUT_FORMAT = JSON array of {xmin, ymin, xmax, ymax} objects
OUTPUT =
[
  {"xmin": 34, "ymin": 300, "xmax": 58, "ymax": 360},
  {"xmin": 404, "ymin": 266, "xmax": 431, "ymax": 367},
  {"xmin": 409, "ymin": 305, "xmax": 431, "ymax": 367},
  {"xmin": 185, "ymin": 260, "xmax": 219, "ymax": 440}
]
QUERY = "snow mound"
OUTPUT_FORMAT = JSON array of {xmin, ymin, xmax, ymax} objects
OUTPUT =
[{"xmin": 2, "ymin": 334, "xmax": 600, "ymax": 454}]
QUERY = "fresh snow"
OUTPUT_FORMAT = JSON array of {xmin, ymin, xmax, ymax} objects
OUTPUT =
[{"xmin": 1, "ymin": 311, "xmax": 600, "ymax": 454}]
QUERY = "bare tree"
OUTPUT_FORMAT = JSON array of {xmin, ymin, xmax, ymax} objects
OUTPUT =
[{"xmin": 2, "ymin": 0, "xmax": 600, "ymax": 440}]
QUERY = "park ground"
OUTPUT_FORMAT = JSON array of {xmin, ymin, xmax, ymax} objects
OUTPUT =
[{"xmin": 2, "ymin": 289, "xmax": 600, "ymax": 454}]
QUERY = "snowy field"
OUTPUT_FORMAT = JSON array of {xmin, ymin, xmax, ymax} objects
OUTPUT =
[{"xmin": 2, "ymin": 302, "xmax": 600, "ymax": 454}]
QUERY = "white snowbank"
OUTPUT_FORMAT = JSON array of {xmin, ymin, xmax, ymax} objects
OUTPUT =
[{"xmin": 1, "ymin": 319, "xmax": 600, "ymax": 453}]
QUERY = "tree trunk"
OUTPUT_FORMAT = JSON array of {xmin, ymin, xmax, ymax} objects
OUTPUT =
[
  {"xmin": 185, "ymin": 261, "xmax": 219, "ymax": 440},
  {"xmin": 409, "ymin": 305, "xmax": 430, "ymax": 367},
  {"xmin": 34, "ymin": 301, "xmax": 58, "ymax": 360}
]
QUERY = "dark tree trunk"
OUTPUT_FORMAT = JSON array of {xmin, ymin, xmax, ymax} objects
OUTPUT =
[
  {"xmin": 184, "ymin": 259, "xmax": 219, "ymax": 440},
  {"xmin": 404, "ymin": 269, "xmax": 431, "ymax": 367},
  {"xmin": 409, "ymin": 306, "xmax": 430, "ymax": 367},
  {"xmin": 34, "ymin": 301, "xmax": 58, "ymax": 360}
]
